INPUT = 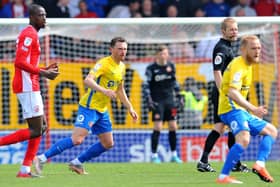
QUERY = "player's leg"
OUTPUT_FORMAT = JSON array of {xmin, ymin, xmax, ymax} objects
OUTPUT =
[
  {"xmin": 0, "ymin": 92, "xmax": 42, "ymax": 146},
  {"xmin": 197, "ymin": 122, "xmax": 223, "ymax": 172},
  {"xmin": 229, "ymin": 130, "xmax": 250, "ymax": 172},
  {"xmin": 150, "ymin": 103, "xmax": 164, "ymax": 163},
  {"xmin": 217, "ymin": 110, "xmax": 250, "ymax": 184},
  {"xmin": 17, "ymin": 116, "xmax": 44, "ymax": 178},
  {"xmin": 197, "ymin": 91, "xmax": 221, "ymax": 172},
  {"xmin": 69, "ymin": 111, "xmax": 112, "ymax": 174},
  {"xmin": 167, "ymin": 120, "xmax": 182, "ymax": 163},
  {"xmin": 34, "ymin": 105, "xmax": 92, "ymax": 174},
  {"xmin": 250, "ymin": 118, "xmax": 278, "ymax": 183},
  {"xmin": 151, "ymin": 120, "xmax": 163, "ymax": 163},
  {"xmin": 166, "ymin": 103, "xmax": 182, "ymax": 163}
]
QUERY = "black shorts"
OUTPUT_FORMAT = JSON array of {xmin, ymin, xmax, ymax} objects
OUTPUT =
[
  {"xmin": 212, "ymin": 86, "xmax": 222, "ymax": 123},
  {"xmin": 152, "ymin": 100, "xmax": 177, "ymax": 122}
]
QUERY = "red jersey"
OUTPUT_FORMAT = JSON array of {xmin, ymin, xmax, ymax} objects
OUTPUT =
[{"xmin": 13, "ymin": 25, "xmax": 41, "ymax": 93}]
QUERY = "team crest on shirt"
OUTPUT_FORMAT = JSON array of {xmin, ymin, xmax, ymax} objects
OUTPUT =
[
  {"xmin": 214, "ymin": 55, "xmax": 222, "ymax": 65},
  {"xmin": 233, "ymin": 71, "xmax": 242, "ymax": 83},
  {"xmin": 24, "ymin": 37, "xmax": 32, "ymax": 46},
  {"xmin": 33, "ymin": 105, "xmax": 40, "ymax": 113},
  {"xmin": 166, "ymin": 66, "xmax": 172, "ymax": 72}
]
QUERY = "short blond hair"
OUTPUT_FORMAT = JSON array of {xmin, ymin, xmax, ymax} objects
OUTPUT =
[
  {"xmin": 221, "ymin": 17, "xmax": 237, "ymax": 31},
  {"xmin": 240, "ymin": 35, "xmax": 259, "ymax": 48}
]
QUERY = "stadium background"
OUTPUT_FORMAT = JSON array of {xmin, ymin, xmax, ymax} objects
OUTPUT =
[{"xmin": 0, "ymin": 17, "xmax": 279, "ymax": 164}]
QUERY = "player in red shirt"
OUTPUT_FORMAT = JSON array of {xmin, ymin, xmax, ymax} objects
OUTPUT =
[{"xmin": 0, "ymin": 4, "xmax": 59, "ymax": 178}]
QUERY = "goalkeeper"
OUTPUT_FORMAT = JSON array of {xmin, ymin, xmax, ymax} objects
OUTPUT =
[
  {"xmin": 34, "ymin": 37, "xmax": 138, "ymax": 175},
  {"xmin": 143, "ymin": 45, "xmax": 183, "ymax": 164}
]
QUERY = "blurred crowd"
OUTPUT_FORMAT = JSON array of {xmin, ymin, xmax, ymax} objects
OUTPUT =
[{"xmin": 0, "ymin": 0, "xmax": 280, "ymax": 19}]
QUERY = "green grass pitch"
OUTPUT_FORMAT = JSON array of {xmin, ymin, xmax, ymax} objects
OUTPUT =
[{"xmin": 0, "ymin": 161, "xmax": 279, "ymax": 187}]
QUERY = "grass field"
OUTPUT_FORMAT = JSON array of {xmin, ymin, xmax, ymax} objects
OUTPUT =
[{"xmin": 0, "ymin": 161, "xmax": 279, "ymax": 187}]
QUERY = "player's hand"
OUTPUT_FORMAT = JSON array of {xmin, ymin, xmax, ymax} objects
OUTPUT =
[
  {"xmin": 128, "ymin": 107, "xmax": 138, "ymax": 123},
  {"xmin": 40, "ymin": 68, "xmax": 59, "ymax": 80},
  {"xmin": 251, "ymin": 105, "xmax": 268, "ymax": 118},
  {"xmin": 103, "ymin": 89, "xmax": 117, "ymax": 100},
  {"xmin": 176, "ymin": 94, "xmax": 185, "ymax": 112},
  {"xmin": 46, "ymin": 62, "xmax": 59, "ymax": 72},
  {"xmin": 147, "ymin": 97, "xmax": 158, "ymax": 111}
]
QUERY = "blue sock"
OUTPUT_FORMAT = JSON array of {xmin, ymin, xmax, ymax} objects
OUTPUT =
[
  {"xmin": 78, "ymin": 142, "xmax": 107, "ymax": 163},
  {"xmin": 221, "ymin": 143, "xmax": 244, "ymax": 175},
  {"xmin": 257, "ymin": 135, "xmax": 275, "ymax": 161},
  {"xmin": 45, "ymin": 137, "xmax": 74, "ymax": 159}
]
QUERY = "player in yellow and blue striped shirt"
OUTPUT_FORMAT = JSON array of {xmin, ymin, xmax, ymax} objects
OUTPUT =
[
  {"xmin": 216, "ymin": 35, "xmax": 278, "ymax": 184},
  {"xmin": 34, "ymin": 37, "xmax": 138, "ymax": 175}
]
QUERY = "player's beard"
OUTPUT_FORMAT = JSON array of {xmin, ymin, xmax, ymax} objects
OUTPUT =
[{"xmin": 246, "ymin": 54, "xmax": 259, "ymax": 64}]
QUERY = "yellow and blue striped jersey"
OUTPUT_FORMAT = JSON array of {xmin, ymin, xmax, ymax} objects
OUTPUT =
[
  {"xmin": 218, "ymin": 56, "xmax": 252, "ymax": 115},
  {"xmin": 79, "ymin": 56, "xmax": 125, "ymax": 112}
]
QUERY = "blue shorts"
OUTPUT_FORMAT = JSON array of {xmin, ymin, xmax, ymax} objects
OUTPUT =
[
  {"xmin": 220, "ymin": 109, "xmax": 267, "ymax": 136},
  {"xmin": 74, "ymin": 105, "xmax": 112, "ymax": 135}
]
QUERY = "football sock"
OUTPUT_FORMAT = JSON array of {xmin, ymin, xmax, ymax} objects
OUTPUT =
[
  {"xmin": 221, "ymin": 143, "xmax": 244, "ymax": 175},
  {"xmin": 78, "ymin": 142, "xmax": 106, "ymax": 163},
  {"xmin": 44, "ymin": 137, "xmax": 74, "ymax": 159},
  {"xmin": 20, "ymin": 165, "xmax": 31, "ymax": 174},
  {"xmin": 151, "ymin": 130, "xmax": 160, "ymax": 153},
  {"xmin": 257, "ymin": 135, "xmax": 275, "ymax": 162},
  {"xmin": 227, "ymin": 131, "xmax": 243, "ymax": 167},
  {"xmin": 168, "ymin": 131, "xmax": 177, "ymax": 151},
  {"xmin": 200, "ymin": 130, "xmax": 220, "ymax": 163},
  {"xmin": 171, "ymin": 151, "xmax": 178, "ymax": 157},
  {"xmin": 23, "ymin": 136, "xmax": 41, "ymax": 166},
  {"xmin": 0, "ymin": 129, "xmax": 31, "ymax": 146}
]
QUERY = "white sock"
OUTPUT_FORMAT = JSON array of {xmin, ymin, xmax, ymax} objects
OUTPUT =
[
  {"xmin": 218, "ymin": 174, "xmax": 228, "ymax": 179},
  {"xmin": 20, "ymin": 165, "xmax": 31, "ymax": 173},
  {"xmin": 171, "ymin": 151, "xmax": 177, "ymax": 157},
  {"xmin": 38, "ymin": 154, "xmax": 47, "ymax": 163},
  {"xmin": 256, "ymin": 160, "xmax": 265, "ymax": 167},
  {"xmin": 151, "ymin": 153, "xmax": 158, "ymax": 158},
  {"xmin": 71, "ymin": 158, "xmax": 82, "ymax": 165}
]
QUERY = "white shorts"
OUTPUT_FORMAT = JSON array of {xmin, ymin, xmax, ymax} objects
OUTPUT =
[{"xmin": 17, "ymin": 91, "xmax": 44, "ymax": 119}]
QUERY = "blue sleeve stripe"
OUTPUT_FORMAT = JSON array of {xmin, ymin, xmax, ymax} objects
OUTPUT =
[{"xmin": 86, "ymin": 76, "xmax": 101, "ymax": 108}]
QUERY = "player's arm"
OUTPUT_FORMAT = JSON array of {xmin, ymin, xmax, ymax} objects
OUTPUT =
[
  {"xmin": 212, "ymin": 47, "xmax": 227, "ymax": 89},
  {"xmin": 143, "ymin": 66, "xmax": 157, "ymax": 110},
  {"xmin": 83, "ymin": 72, "xmax": 116, "ymax": 100},
  {"xmin": 15, "ymin": 35, "xmax": 58, "ymax": 79},
  {"xmin": 213, "ymin": 70, "xmax": 223, "ymax": 89},
  {"xmin": 116, "ymin": 81, "xmax": 138, "ymax": 121},
  {"xmin": 227, "ymin": 87, "xmax": 267, "ymax": 118}
]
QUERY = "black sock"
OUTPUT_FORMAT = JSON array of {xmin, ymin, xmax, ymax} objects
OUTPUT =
[
  {"xmin": 151, "ymin": 130, "xmax": 160, "ymax": 153},
  {"xmin": 168, "ymin": 131, "xmax": 176, "ymax": 151},
  {"xmin": 200, "ymin": 130, "xmax": 220, "ymax": 163},
  {"xmin": 228, "ymin": 131, "xmax": 235, "ymax": 148}
]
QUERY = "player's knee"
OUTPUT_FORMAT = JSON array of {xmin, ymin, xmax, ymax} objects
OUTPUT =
[
  {"xmin": 30, "ymin": 129, "xmax": 43, "ymax": 138},
  {"xmin": 72, "ymin": 138, "xmax": 84, "ymax": 145},
  {"xmin": 103, "ymin": 141, "xmax": 114, "ymax": 149},
  {"xmin": 213, "ymin": 123, "xmax": 224, "ymax": 134},
  {"xmin": 271, "ymin": 126, "xmax": 278, "ymax": 139}
]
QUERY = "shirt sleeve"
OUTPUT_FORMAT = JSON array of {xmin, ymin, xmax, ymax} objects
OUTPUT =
[
  {"xmin": 212, "ymin": 46, "xmax": 227, "ymax": 71},
  {"xmin": 89, "ymin": 61, "xmax": 104, "ymax": 78},
  {"xmin": 14, "ymin": 32, "xmax": 40, "ymax": 74},
  {"xmin": 228, "ymin": 63, "xmax": 243, "ymax": 90}
]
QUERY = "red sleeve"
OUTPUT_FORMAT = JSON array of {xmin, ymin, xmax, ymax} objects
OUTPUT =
[{"xmin": 14, "ymin": 30, "xmax": 41, "ymax": 74}]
